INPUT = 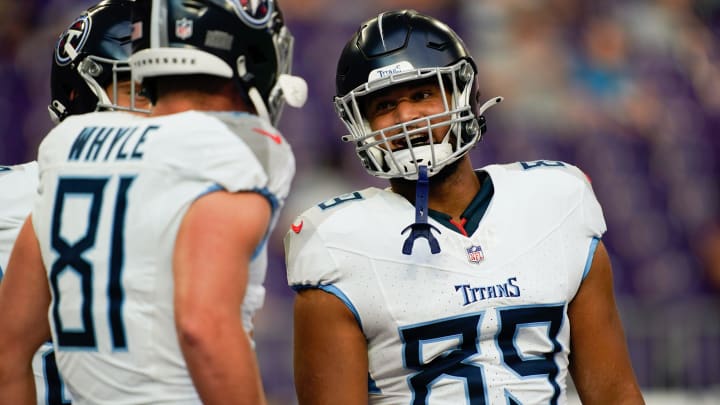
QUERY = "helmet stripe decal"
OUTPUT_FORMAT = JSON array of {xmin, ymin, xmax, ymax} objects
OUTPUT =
[
  {"xmin": 150, "ymin": 0, "xmax": 168, "ymax": 47},
  {"xmin": 377, "ymin": 12, "xmax": 387, "ymax": 52}
]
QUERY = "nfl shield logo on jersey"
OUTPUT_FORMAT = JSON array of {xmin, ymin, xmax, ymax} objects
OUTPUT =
[
  {"xmin": 466, "ymin": 245, "xmax": 484, "ymax": 264},
  {"xmin": 175, "ymin": 18, "xmax": 193, "ymax": 40}
]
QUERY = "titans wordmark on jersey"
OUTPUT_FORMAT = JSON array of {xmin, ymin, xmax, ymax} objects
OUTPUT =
[
  {"xmin": 32, "ymin": 110, "xmax": 294, "ymax": 403},
  {"xmin": 285, "ymin": 161, "xmax": 606, "ymax": 405}
]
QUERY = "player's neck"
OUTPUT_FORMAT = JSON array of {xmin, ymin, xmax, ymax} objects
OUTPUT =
[
  {"xmin": 151, "ymin": 88, "xmax": 251, "ymax": 116},
  {"xmin": 390, "ymin": 157, "xmax": 480, "ymax": 221}
]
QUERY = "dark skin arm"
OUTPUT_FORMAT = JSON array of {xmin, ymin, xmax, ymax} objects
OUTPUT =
[
  {"xmin": 293, "ymin": 288, "xmax": 369, "ymax": 405},
  {"xmin": 568, "ymin": 241, "xmax": 645, "ymax": 404}
]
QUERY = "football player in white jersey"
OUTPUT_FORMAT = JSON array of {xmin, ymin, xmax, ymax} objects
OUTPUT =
[
  {"xmin": 285, "ymin": 9, "xmax": 645, "ymax": 405},
  {"xmin": 0, "ymin": 0, "xmax": 305, "ymax": 403},
  {"xmin": 0, "ymin": 1, "xmax": 150, "ymax": 404},
  {"xmin": 0, "ymin": 163, "xmax": 38, "ymax": 280},
  {"xmin": 0, "ymin": 162, "xmax": 68, "ymax": 405}
]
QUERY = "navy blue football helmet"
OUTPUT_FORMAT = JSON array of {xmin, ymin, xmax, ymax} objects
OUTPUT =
[
  {"xmin": 49, "ymin": 0, "xmax": 147, "ymax": 124},
  {"xmin": 130, "ymin": 0, "xmax": 306, "ymax": 125},
  {"xmin": 334, "ymin": 9, "xmax": 502, "ymax": 180}
]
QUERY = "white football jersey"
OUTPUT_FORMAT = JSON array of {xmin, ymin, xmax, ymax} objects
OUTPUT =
[
  {"xmin": 33, "ymin": 110, "xmax": 295, "ymax": 404},
  {"xmin": 0, "ymin": 161, "xmax": 72, "ymax": 405},
  {"xmin": 285, "ymin": 161, "xmax": 606, "ymax": 405},
  {"xmin": 0, "ymin": 161, "xmax": 38, "ymax": 274}
]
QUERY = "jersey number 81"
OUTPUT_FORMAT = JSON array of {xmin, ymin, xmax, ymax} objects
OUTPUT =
[{"xmin": 49, "ymin": 176, "xmax": 134, "ymax": 350}]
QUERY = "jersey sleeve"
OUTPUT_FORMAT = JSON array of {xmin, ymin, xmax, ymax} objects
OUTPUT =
[
  {"xmin": 284, "ymin": 210, "xmax": 340, "ymax": 289},
  {"xmin": 496, "ymin": 160, "xmax": 608, "ymax": 292},
  {"xmin": 566, "ymin": 163, "xmax": 607, "ymax": 239},
  {"xmin": 158, "ymin": 112, "xmax": 295, "ymax": 209},
  {"xmin": 557, "ymin": 163, "xmax": 607, "ymax": 290},
  {"xmin": 284, "ymin": 189, "xmax": 378, "ymax": 289}
]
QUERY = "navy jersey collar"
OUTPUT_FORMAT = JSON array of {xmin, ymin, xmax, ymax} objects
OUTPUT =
[{"xmin": 428, "ymin": 171, "xmax": 494, "ymax": 236}]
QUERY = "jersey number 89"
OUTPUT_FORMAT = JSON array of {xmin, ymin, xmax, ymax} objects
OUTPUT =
[{"xmin": 399, "ymin": 304, "xmax": 564, "ymax": 405}]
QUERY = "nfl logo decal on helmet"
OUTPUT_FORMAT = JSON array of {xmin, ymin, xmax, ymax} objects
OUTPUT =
[
  {"xmin": 466, "ymin": 245, "xmax": 484, "ymax": 263},
  {"xmin": 175, "ymin": 18, "xmax": 193, "ymax": 39}
]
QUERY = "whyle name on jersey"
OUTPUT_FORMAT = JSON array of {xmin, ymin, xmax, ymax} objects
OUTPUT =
[
  {"xmin": 454, "ymin": 277, "xmax": 521, "ymax": 306},
  {"xmin": 67, "ymin": 125, "xmax": 159, "ymax": 162}
]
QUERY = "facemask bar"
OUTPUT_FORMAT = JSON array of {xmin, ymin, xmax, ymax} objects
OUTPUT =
[
  {"xmin": 334, "ymin": 59, "xmax": 477, "ymax": 180},
  {"xmin": 266, "ymin": 25, "xmax": 307, "ymax": 125},
  {"xmin": 79, "ymin": 55, "xmax": 151, "ymax": 114}
]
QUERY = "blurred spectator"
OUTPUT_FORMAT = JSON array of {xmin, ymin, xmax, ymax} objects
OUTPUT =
[{"xmin": 461, "ymin": 0, "xmax": 720, "ymax": 389}]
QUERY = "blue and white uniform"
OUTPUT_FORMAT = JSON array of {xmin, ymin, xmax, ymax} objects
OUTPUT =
[
  {"xmin": 32, "ymin": 110, "xmax": 295, "ymax": 403},
  {"xmin": 0, "ymin": 161, "xmax": 72, "ymax": 405},
  {"xmin": 285, "ymin": 161, "xmax": 605, "ymax": 405}
]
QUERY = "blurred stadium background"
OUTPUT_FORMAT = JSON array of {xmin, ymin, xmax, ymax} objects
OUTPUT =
[{"xmin": 1, "ymin": 0, "xmax": 719, "ymax": 403}]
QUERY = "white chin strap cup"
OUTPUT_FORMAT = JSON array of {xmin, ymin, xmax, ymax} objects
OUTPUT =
[{"xmin": 278, "ymin": 74, "xmax": 308, "ymax": 108}]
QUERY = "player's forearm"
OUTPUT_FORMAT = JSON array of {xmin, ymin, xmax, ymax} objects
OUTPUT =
[
  {"xmin": 296, "ymin": 383, "xmax": 369, "ymax": 405},
  {"xmin": 0, "ymin": 364, "xmax": 36, "ymax": 405},
  {"xmin": 178, "ymin": 317, "xmax": 267, "ymax": 405},
  {"xmin": 577, "ymin": 387, "xmax": 645, "ymax": 405},
  {"xmin": 572, "ymin": 362, "xmax": 645, "ymax": 405}
]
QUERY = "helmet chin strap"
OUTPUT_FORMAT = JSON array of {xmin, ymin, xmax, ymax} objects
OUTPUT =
[
  {"xmin": 247, "ymin": 86, "xmax": 271, "ymax": 123},
  {"xmin": 238, "ymin": 55, "xmax": 308, "ymax": 125},
  {"xmin": 237, "ymin": 55, "xmax": 271, "ymax": 123}
]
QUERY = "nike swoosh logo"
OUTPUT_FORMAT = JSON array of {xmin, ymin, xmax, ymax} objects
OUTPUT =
[
  {"xmin": 253, "ymin": 128, "xmax": 282, "ymax": 144},
  {"xmin": 291, "ymin": 220, "xmax": 303, "ymax": 234}
]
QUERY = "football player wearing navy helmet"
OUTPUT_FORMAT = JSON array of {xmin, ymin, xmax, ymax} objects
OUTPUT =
[
  {"xmin": 49, "ymin": 0, "xmax": 150, "ymax": 124},
  {"xmin": 286, "ymin": 9, "xmax": 644, "ymax": 405},
  {"xmin": 0, "ymin": 0, "xmax": 299, "ymax": 404},
  {"xmin": 1, "ymin": 2, "xmax": 151, "ymax": 404},
  {"xmin": 334, "ymin": 9, "xmax": 501, "ymax": 180}
]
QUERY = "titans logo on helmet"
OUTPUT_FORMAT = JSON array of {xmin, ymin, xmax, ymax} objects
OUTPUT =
[
  {"xmin": 231, "ymin": 0, "xmax": 274, "ymax": 27},
  {"xmin": 55, "ymin": 15, "xmax": 92, "ymax": 66}
]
